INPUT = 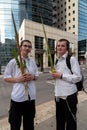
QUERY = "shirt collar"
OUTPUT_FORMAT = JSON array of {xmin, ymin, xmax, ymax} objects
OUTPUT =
[
  {"xmin": 22, "ymin": 57, "xmax": 29, "ymax": 60},
  {"xmin": 18, "ymin": 56, "xmax": 30, "ymax": 61},
  {"xmin": 57, "ymin": 52, "xmax": 68, "ymax": 60}
]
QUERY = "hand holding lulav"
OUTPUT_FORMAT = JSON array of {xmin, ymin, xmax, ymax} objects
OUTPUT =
[{"xmin": 11, "ymin": 10, "xmax": 29, "ymax": 100}]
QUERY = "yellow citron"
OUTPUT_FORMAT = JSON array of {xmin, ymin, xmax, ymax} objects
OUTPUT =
[{"xmin": 51, "ymin": 68, "xmax": 56, "ymax": 73}]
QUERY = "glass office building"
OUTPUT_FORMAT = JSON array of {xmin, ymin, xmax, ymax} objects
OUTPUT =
[
  {"xmin": 0, "ymin": 0, "xmax": 53, "ymax": 71},
  {"xmin": 78, "ymin": 0, "xmax": 87, "ymax": 41},
  {"xmin": 78, "ymin": 0, "xmax": 87, "ymax": 63}
]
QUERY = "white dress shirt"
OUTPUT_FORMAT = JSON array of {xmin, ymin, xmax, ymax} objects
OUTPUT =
[
  {"xmin": 4, "ymin": 57, "xmax": 39, "ymax": 102},
  {"xmin": 54, "ymin": 53, "xmax": 82, "ymax": 97}
]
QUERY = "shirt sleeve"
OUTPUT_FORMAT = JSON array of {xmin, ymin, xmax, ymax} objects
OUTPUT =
[
  {"xmin": 4, "ymin": 59, "xmax": 15, "ymax": 78},
  {"xmin": 31, "ymin": 59, "xmax": 39, "ymax": 77},
  {"xmin": 62, "ymin": 56, "xmax": 82, "ymax": 83}
]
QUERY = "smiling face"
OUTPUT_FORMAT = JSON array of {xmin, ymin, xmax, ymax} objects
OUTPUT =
[
  {"xmin": 20, "ymin": 40, "xmax": 32, "ymax": 58},
  {"xmin": 56, "ymin": 40, "xmax": 69, "ymax": 57}
]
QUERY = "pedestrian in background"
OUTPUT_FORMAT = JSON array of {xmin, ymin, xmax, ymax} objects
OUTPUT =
[
  {"xmin": 51, "ymin": 39, "xmax": 82, "ymax": 130},
  {"xmin": 4, "ymin": 40, "xmax": 39, "ymax": 130}
]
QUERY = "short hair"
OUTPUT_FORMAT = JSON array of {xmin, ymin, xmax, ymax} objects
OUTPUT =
[
  {"xmin": 56, "ymin": 38, "xmax": 70, "ymax": 52},
  {"xmin": 57, "ymin": 38, "xmax": 70, "ymax": 51},
  {"xmin": 20, "ymin": 40, "xmax": 31, "ymax": 46}
]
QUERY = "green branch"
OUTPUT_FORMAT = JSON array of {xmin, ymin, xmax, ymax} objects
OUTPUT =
[
  {"xmin": 40, "ymin": 15, "xmax": 55, "ymax": 72},
  {"xmin": 11, "ymin": 10, "xmax": 25, "ymax": 74}
]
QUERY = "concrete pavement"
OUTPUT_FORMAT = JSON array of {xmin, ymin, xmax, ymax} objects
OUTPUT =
[
  {"xmin": 35, "ymin": 90, "xmax": 87, "ymax": 130},
  {"xmin": 0, "ymin": 90, "xmax": 87, "ymax": 130}
]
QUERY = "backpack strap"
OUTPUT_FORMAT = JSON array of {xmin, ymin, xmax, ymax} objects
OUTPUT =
[
  {"xmin": 55, "ymin": 55, "xmax": 72, "ymax": 73},
  {"xmin": 66, "ymin": 55, "xmax": 73, "ymax": 73},
  {"xmin": 55, "ymin": 59, "xmax": 58, "ymax": 65},
  {"xmin": 55, "ymin": 55, "xmax": 72, "ymax": 70}
]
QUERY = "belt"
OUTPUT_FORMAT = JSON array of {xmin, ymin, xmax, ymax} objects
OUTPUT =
[
  {"xmin": 55, "ymin": 92, "xmax": 77, "ymax": 102},
  {"xmin": 55, "ymin": 96, "xmax": 67, "ymax": 102}
]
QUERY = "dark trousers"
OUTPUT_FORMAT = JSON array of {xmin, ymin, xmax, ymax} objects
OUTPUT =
[
  {"xmin": 8, "ymin": 99, "xmax": 35, "ymax": 130},
  {"xmin": 55, "ymin": 93, "xmax": 78, "ymax": 130}
]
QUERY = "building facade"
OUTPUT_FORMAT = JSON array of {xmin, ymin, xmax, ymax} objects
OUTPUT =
[
  {"xmin": 53, "ymin": 0, "xmax": 87, "ymax": 41},
  {"xmin": 53, "ymin": 0, "xmax": 78, "ymax": 35},
  {"xmin": 19, "ymin": 19, "xmax": 78, "ymax": 70},
  {"xmin": 78, "ymin": 40, "xmax": 87, "ymax": 65},
  {"xmin": 78, "ymin": 0, "xmax": 87, "ymax": 41},
  {"xmin": 78, "ymin": 0, "xmax": 87, "ymax": 62},
  {"xmin": 0, "ymin": 0, "xmax": 53, "ymax": 69},
  {"xmin": 53, "ymin": 0, "xmax": 87, "ymax": 63},
  {"xmin": 0, "ymin": 0, "xmax": 78, "ymax": 72}
]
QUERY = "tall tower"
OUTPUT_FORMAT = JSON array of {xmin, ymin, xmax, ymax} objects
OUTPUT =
[
  {"xmin": 53, "ymin": 0, "xmax": 78, "ymax": 36},
  {"xmin": 53, "ymin": 0, "xmax": 87, "ymax": 41},
  {"xmin": 17, "ymin": 0, "xmax": 53, "ymax": 28},
  {"xmin": 53, "ymin": 0, "xmax": 87, "ymax": 63},
  {"xmin": 0, "ymin": 0, "xmax": 53, "ymax": 43},
  {"xmin": 0, "ymin": 0, "xmax": 53, "ymax": 66}
]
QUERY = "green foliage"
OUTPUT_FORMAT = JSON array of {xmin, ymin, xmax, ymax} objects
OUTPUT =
[
  {"xmin": 12, "ymin": 49, "xmax": 26, "ymax": 68},
  {"xmin": 12, "ymin": 49, "xmax": 20, "ymax": 67},
  {"xmin": 23, "ymin": 60, "xmax": 26, "ymax": 68}
]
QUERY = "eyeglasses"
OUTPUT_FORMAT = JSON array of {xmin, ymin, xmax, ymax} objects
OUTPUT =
[{"xmin": 22, "ymin": 45, "xmax": 32, "ymax": 48}]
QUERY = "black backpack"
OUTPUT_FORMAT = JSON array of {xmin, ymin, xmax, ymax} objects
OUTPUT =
[
  {"xmin": 55, "ymin": 55, "xmax": 84, "ymax": 92},
  {"xmin": 66, "ymin": 55, "xmax": 84, "ymax": 92}
]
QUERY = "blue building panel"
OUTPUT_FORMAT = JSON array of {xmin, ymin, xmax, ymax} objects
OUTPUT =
[{"xmin": 78, "ymin": 0, "xmax": 87, "ymax": 41}]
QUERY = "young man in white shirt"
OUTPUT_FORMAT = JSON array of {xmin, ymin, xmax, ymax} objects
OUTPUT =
[
  {"xmin": 51, "ymin": 39, "xmax": 82, "ymax": 130},
  {"xmin": 4, "ymin": 40, "xmax": 39, "ymax": 130}
]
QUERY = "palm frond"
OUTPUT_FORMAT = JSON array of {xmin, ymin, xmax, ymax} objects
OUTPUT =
[
  {"xmin": 40, "ymin": 15, "xmax": 55, "ymax": 72},
  {"xmin": 11, "ymin": 10, "xmax": 25, "ymax": 74}
]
